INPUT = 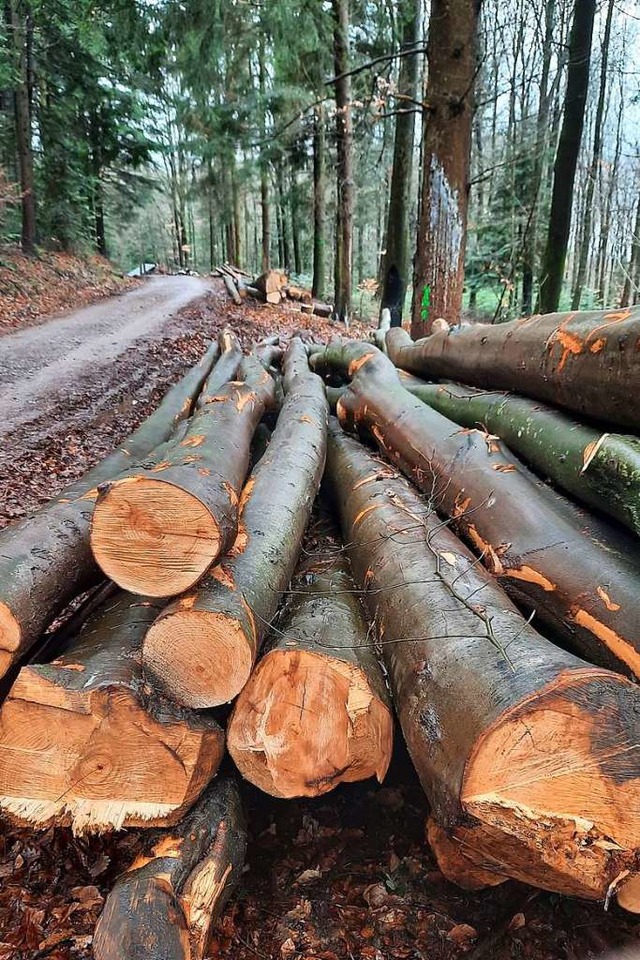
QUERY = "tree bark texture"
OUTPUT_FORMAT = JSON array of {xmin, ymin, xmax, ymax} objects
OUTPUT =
[
  {"xmin": 332, "ymin": 0, "xmax": 354, "ymax": 324},
  {"xmin": 387, "ymin": 308, "xmax": 640, "ymax": 429},
  {"xmin": 93, "ymin": 778, "xmax": 246, "ymax": 960},
  {"xmin": 0, "ymin": 593, "xmax": 224, "ymax": 833},
  {"xmin": 142, "ymin": 339, "xmax": 328, "ymax": 707},
  {"xmin": 0, "ymin": 341, "xmax": 221, "ymax": 680},
  {"xmin": 8, "ymin": 0, "xmax": 36, "ymax": 253},
  {"xmin": 325, "ymin": 421, "xmax": 640, "ymax": 908},
  {"xmin": 227, "ymin": 516, "xmax": 392, "ymax": 798},
  {"xmin": 312, "ymin": 105, "xmax": 327, "ymax": 300}
]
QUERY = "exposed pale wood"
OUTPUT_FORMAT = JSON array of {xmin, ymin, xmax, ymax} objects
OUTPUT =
[
  {"xmin": 426, "ymin": 818, "xmax": 507, "ymax": 891},
  {"xmin": 255, "ymin": 269, "xmax": 288, "ymax": 295},
  {"xmin": 286, "ymin": 284, "xmax": 313, "ymax": 303},
  {"xmin": 0, "ymin": 594, "xmax": 224, "ymax": 833}
]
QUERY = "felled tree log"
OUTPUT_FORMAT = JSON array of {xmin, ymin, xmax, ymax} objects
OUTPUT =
[
  {"xmin": 143, "ymin": 339, "xmax": 328, "ymax": 707},
  {"xmin": 325, "ymin": 422, "xmax": 640, "ymax": 909},
  {"xmin": 93, "ymin": 778, "xmax": 246, "ymax": 960},
  {"xmin": 194, "ymin": 330, "xmax": 243, "ymax": 405},
  {"xmin": 0, "ymin": 593, "xmax": 224, "ymax": 833},
  {"xmin": 286, "ymin": 284, "xmax": 313, "ymax": 303},
  {"xmin": 0, "ymin": 341, "xmax": 220, "ymax": 680},
  {"xmin": 222, "ymin": 272, "xmax": 242, "ymax": 305},
  {"xmin": 404, "ymin": 378, "xmax": 640, "ymax": 537},
  {"xmin": 313, "ymin": 341, "xmax": 640, "ymax": 680},
  {"xmin": 91, "ymin": 354, "xmax": 276, "ymax": 597},
  {"xmin": 227, "ymin": 519, "xmax": 393, "ymax": 797},
  {"xmin": 301, "ymin": 301, "xmax": 332, "ymax": 319},
  {"xmin": 386, "ymin": 309, "xmax": 640, "ymax": 428}
]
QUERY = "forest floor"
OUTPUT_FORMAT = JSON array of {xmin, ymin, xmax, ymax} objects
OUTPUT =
[{"xmin": 0, "ymin": 281, "xmax": 639, "ymax": 960}]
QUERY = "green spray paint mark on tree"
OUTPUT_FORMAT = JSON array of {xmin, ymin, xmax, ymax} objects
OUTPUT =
[{"xmin": 421, "ymin": 284, "xmax": 431, "ymax": 323}]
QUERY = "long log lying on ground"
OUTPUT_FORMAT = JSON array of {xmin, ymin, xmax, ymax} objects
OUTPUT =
[
  {"xmin": 222, "ymin": 272, "xmax": 242, "ymax": 305},
  {"xmin": 143, "ymin": 339, "xmax": 328, "ymax": 707},
  {"xmin": 227, "ymin": 517, "xmax": 393, "ymax": 797},
  {"xmin": 403, "ymin": 376, "xmax": 640, "ymax": 537},
  {"xmin": 94, "ymin": 778, "xmax": 246, "ymax": 960},
  {"xmin": 0, "ymin": 341, "xmax": 221, "ymax": 680},
  {"xmin": 0, "ymin": 593, "xmax": 224, "ymax": 833},
  {"xmin": 313, "ymin": 341, "xmax": 640, "ymax": 679},
  {"xmin": 386, "ymin": 308, "xmax": 640, "ymax": 428},
  {"xmin": 194, "ymin": 329, "xmax": 242, "ymax": 402},
  {"xmin": 325, "ymin": 422, "xmax": 640, "ymax": 909},
  {"xmin": 91, "ymin": 354, "xmax": 276, "ymax": 597}
]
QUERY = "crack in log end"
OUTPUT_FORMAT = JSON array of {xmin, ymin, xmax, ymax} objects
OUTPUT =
[
  {"xmin": 91, "ymin": 479, "xmax": 221, "ymax": 597},
  {"xmin": 570, "ymin": 608, "xmax": 640, "ymax": 678},
  {"xmin": 505, "ymin": 566, "xmax": 556, "ymax": 592},
  {"xmin": 144, "ymin": 609, "xmax": 253, "ymax": 708},
  {"xmin": 461, "ymin": 669, "xmax": 640, "ymax": 903}
]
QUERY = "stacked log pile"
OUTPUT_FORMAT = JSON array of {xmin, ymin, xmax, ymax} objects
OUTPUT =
[
  {"xmin": 218, "ymin": 262, "xmax": 333, "ymax": 317},
  {"xmin": 0, "ymin": 308, "xmax": 639, "ymax": 956}
]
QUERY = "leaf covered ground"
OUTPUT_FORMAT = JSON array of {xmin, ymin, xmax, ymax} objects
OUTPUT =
[{"xmin": 0, "ymin": 283, "xmax": 638, "ymax": 959}]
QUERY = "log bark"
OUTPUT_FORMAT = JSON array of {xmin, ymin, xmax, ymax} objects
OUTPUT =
[
  {"xmin": 227, "ymin": 517, "xmax": 392, "ymax": 797},
  {"xmin": 402, "ymin": 377, "xmax": 640, "ymax": 537},
  {"xmin": 91, "ymin": 354, "xmax": 276, "ymax": 597},
  {"xmin": 313, "ymin": 341, "xmax": 640, "ymax": 680},
  {"xmin": 301, "ymin": 301, "xmax": 333, "ymax": 318},
  {"xmin": 143, "ymin": 339, "xmax": 328, "ymax": 707},
  {"xmin": 386, "ymin": 310, "xmax": 640, "ymax": 429},
  {"xmin": 0, "ymin": 341, "xmax": 221, "ymax": 680},
  {"xmin": 0, "ymin": 593, "xmax": 224, "ymax": 833},
  {"xmin": 93, "ymin": 778, "xmax": 246, "ymax": 960},
  {"xmin": 222, "ymin": 273, "xmax": 242, "ymax": 305},
  {"xmin": 325, "ymin": 421, "xmax": 640, "ymax": 908}
]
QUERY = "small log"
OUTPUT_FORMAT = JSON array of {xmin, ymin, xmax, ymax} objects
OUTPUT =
[
  {"xmin": 301, "ymin": 301, "xmax": 333, "ymax": 319},
  {"xmin": 91, "ymin": 355, "xmax": 276, "ymax": 597},
  {"xmin": 227, "ymin": 518, "xmax": 393, "ymax": 797},
  {"xmin": 314, "ymin": 341, "xmax": 640, "ymax": 680},
  {"xmin": 325, "ymin": 421, "xmax": 640, "ymax": 908},
  {"xmin": 0, "ymin": 593, "xmax": 224, "ymax": 833},
  {"xmin": 143, "ymin": 339, "xmax": 328, "ymax": 707},
  {"xmin": 385, "ymin": 308, "xmax": 640, "ymax": 429},
  {"xmin": 194, "ymin": 329, "xmax": 242, "ymax": 407},
  {"xmin": 286, "ymin": 284, "xmax": 313, "ymax": 303},
  {"xmin": 244, "ymin": 284, "xmax": 264, "ymax": 301},
  {"xmin": 93, "ymin": 778, "xmax": 245, "ymax": 960},
  {"xmin": 265, "ymin": 290, "xmax": 282, "ymax": 305},
  {"xmin": 0, "ymin": 342, "xmax": 220, "ymax": 680},
  {"xmin": 222, "ymin": 273, "xmax": 242, "ymax": 306}
]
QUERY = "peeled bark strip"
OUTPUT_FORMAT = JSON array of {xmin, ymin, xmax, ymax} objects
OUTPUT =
[
  {"xmin": 143, "ymin": 339, "xmax": 328, "ymax": 707},
  {"xmin": 314, "ymin": 341, "xmax": 640, "ymax": 680},
  {"xmin": 93, "ymin": 778, "xmax": 246, "ymax": 960},
  {"xmin": 387, "ymin": 309, "xmax": 640, "ymax": 429},
  {"xmin": 0, "ymin": 341, "xmax": 220, "ymax": 680},
  {"xmin": 404, "ymin": 378, "xmax": 640, "ymax": 537},
  {"xmin": 0, "ymin": 594, "xmax": 224, "ymax": 833},
  {"xmin": 227, "ymin": 522, "xmax": 392, "ymax": 797},
  {"xmin": 326, "ymin": 423, "xmax": 640, "ymax": 908},
  {"xmin": 91, "ymin": 355, "xmax": 276, "ymax": 597}
]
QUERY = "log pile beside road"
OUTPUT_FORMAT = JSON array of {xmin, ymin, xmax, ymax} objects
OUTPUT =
[{"xmin": 0, "ymin": 307, "xmax": 639, "ymax": 953}]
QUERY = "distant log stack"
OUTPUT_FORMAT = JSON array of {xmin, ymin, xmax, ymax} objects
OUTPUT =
[
  {"xmin": 227, "ymin": 519, "xmax": 393, "ymax": 797},
  {"xmin": 0, "ymin": 593, "xmax": 224, "ymax": 833},
  {"xmin": 386, "ymin": 308, "xmax": 640, "ymax": 429},
  {"xmin": 325, "ymin": 421, "xmax": 640, "ymax": 910}
]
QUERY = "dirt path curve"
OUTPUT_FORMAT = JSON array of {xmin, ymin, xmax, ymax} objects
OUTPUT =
[{"xmin": 0, "ymin": 274, "xmax": 211, "ymax": 439}]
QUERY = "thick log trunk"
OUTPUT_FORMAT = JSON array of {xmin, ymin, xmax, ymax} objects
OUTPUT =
[
  {"xmin": 325, "ymin": 422, "xmax": 640, "ymax": 908},
  {"xmin": 0, "ymin": 341, "xmax": 221, "ymax": 680},
  {"xmin": 143, "ymin": 340, "xmax": 328, "ymax": 707},
  {"xmin": 227, "ymin": 518, "xmax": 392, "ymax": 797},
  {"xmin": 93, "ymin": 778, "xmax": 246, "ymax": 960},
  {"xmin": 401, "ymin": 376, "xmax": 640, "ymax": 537},
  {"xmin": 222, "ymin": 273, "xmax": 242, "ymax": 305},
  {"xmin": 387, "ymin": 309, "xmax": 640, "ymax": 429},
  {"xmin": 313, "ymin": 342, "xmax": 640, "ymax": 680},
  {"xmin": 301, "ymin": 301, "xmax": 333, "ymax": 319},
  {"xmin": 0, "ymin": 593, "xmax": 224, "ymax": 833},
  {"xmin": 194, "ymin": 330, "xmax": 242, "ymax": 406},
  {"xmin": 91, "ymin": 354, "xmax": 276, "ymax": 597}
]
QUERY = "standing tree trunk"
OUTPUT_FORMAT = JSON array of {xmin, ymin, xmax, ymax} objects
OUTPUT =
[
  {"xmin": 380, "ymin": 0, "xmax": 420, "ymax": 326},
  {"xmin": 411, "ymin": 0, "xmax": 482, "ymax": 336},
  {"xmin": 312, "ymin": 105, "xmax": 327, "ymax": 299},
  {"xmin": 621, "ymin": 192, "xmax": 640, "ymax": 307},
  {"xmin": 8, "ymin": 0, "xmax": 36, "ymax": 254},
  {"xmin": 538, "ymin": 0, "xmax": 597, "ymax": 314},
  {"xmin": 571, "ymin": 0, "xmax": 614, "ymax": 309},
  {"xmin": 332, "ymin": 0, "xmax": 354, "ymax": 324},
  {"xmin": 259, "ymin": 36, "xmax": 270, "ymax": 273}
]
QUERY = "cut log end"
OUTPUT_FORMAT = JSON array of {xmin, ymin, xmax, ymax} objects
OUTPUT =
[
  {"xmin": 616, "ymin": 874, "xmax": 640, "ymax": 914},
  {"xmin": 426, "ymin": 818, "xmax": 507, "ymax": 890},
  {"xmin": 228, "ymin": 649, "xmax": 393, "ymax": 798},
  {"xmin": 92, "ymin": 478, "xmax": 221, "ymax": 596},
  {"xmin": 0, "ymin": 602, "xmax": 21, "ymax": 674},
  {"xmin": 0, "ymin": 668, "xmax": 224, "ymax": 833},
  {"xmin": 144, "ymin": 609, "xmax": 253, "ymax": 708}
]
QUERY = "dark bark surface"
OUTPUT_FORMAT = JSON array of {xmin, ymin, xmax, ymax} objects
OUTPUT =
[
  {"xmin": 325, "ymin": 421, "xmax": 640, "ymax": 906},
  {"xmin": 387, "ymin": 309, "xmax": 640, "ymax": 428},
  {"xmin": 143, "ymin": 339, "xmax": 328, "ymax": 707},
  {"xmin": 332, "ymin": 0, "xmax": 354, "ymax": 324},
  {"xmin": 0, "ymin": 593, "xmax": 224, "ymax": 833},
  {"xmin": 0, "ymin": 340, "xmax": 220, "ymax": 680},
  {"xmin": 93, "ymin": 778, "xmax": 246, "ymax": 960},
  {"xmin": 312, "ymin": 105, "xmax": 327, "ymax": 301}
]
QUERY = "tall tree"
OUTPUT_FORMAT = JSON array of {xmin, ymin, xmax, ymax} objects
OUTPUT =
[
  {"xmin": 539, "ymin": 0, "xmax": 597, "ymax": 314},
  {"xmin": 312, "ymin": 104, "xmax": 326, "ymax": 298},
  {"xmin": 380, "ymin": 0, "xmax": 421, "ymax": 326},
  {"xmin": 411, "ymin": 0, "xmax": 483, "ymax": 337},
  {"xmin": 332, "ymin": 0, "xmax": 354, "ymax": 324},
  {"xmin": 8, "ymin": 0, "xmax": 36, "ymax": 253}
]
